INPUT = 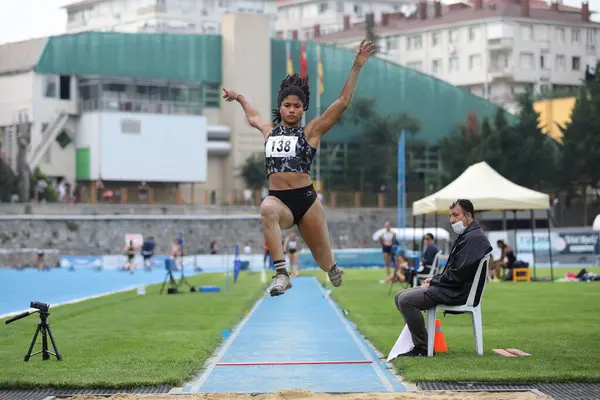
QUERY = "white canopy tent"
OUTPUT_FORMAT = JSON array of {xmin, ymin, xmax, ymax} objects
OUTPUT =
[
  {"xmin": 594, "ymin": 215, "xmax": 600, "ymax": 231},
  {"xmin": 410, "ymin": 161, "xmax": 554, "ymax": 280},
  {"xmin": 413, "ymin": 161, "xmax": 550, "ymax": 215}
]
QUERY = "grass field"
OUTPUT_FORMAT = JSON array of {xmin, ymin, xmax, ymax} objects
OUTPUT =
[
  {"xmin": 312, "ymin": 266, "xmax": 600, "ymax": 383},
  {"xmin": 0, "ymin": 272, "xmax": 265, "ymax": 389}
]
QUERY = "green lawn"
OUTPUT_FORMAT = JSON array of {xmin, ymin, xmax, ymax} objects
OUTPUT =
[
  {"xmin": 0, "ymin": 272, "xmax": 265, "ymax": 389},
  {"xmin": 311, "ymin": 266, "xmax": 600, "ymax": 383}
]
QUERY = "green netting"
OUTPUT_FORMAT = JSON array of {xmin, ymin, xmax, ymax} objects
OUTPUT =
[
  {"xmin": 272, "ymin": 39, "xmax": 517, "ymax": 144},
  {"xmin": 35, "ymin": 32, "xmax": 221, "ymax": 84}
]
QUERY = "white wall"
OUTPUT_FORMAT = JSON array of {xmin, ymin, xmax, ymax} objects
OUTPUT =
[
  {"xmin": 0, "ymin": 72, "xmax": 35, "ymax": 126},
  {"xmin": 85, "ymin": 112, "xmax": 208, "ymax": 182}
]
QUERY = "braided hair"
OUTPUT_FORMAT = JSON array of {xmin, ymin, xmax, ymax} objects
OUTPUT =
[{"xmin": 272, "ymin": 73, "xmax": 311, "ymax": 124}]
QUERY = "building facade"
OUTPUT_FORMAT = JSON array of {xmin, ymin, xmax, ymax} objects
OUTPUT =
[
  {"xmin": 275, "ymin": 0, "xmax": 423, "ymax": 40},
  {"xmin": 314, "ymin": 0, "xmax": 600, "ymax": 113},
  {"xmin": 64, "ymin": 0, "xmax": 278, "ymax": 35}
]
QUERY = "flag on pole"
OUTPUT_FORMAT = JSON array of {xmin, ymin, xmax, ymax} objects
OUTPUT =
[
  {"xmin": 286, "ymin": 41, "xmax": 293, "ymax": 76},
  {"xmin": 317, "ymin": 45, "xmax": 324, "ymax": 95},
  {"xmin": 300, "ymin": 41, "xmax": 308, "ymax": 77}
]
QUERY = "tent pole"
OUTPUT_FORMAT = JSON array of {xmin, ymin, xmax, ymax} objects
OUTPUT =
[
  {"xmin": 547, "ymin": 209, "xmax": 554, "ymax": 281},
  {"xmin": 421, "ymin": 214, "xmax": 426, "ymax": 252},
  {"xmin": 412, "ymin": 214, "xmax": 417, "ymax": 251},
  {"xmin": 530, "ymin": 209, "xmax": 536, "ymax": 280},
  {"xmin": 513, "ymin": 210, "xmax": 518, "ymax": 256}
]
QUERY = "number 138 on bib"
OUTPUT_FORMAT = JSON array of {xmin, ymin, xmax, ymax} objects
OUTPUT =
[{"xmin": 265, "ymin": 136, "xmax": 298, "ymax": 158}]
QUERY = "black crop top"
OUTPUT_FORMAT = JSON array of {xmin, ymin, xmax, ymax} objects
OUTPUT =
[{"xmin": 264, "ymin": 125, "xmax": 317, "ymax": 177}]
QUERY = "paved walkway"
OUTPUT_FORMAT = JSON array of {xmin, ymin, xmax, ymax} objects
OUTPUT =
[{"xmin": 182, "ymin": 276, "xmax": 407, "ymax": 393}]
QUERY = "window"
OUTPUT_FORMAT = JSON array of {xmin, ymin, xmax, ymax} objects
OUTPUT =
[
  {"xmin": 432, "ymin": 59, "xmax": 442, "ymax": 75},
  {"xmin": 386, "ymin": 36, "xmax": 399, "ymax": 50},
  {"xmin": 59, "ymin": 76, "xmax": 71, "ymax": 100},
  {"xmin": 468, "ymin": 26, "xmax": 480, "ymax": 41},
  {"xmin": 405, "ymin": 61, "xmax": 421, "ymax": 71},
  {"xmin": 572, "ymin": 56, "xmax": 581, "ymax": 70},
  {"xmin": 406, "ymin": 35, "xmax": 422, "ymax": 50},
  {"xmin": 43, "ymin": 75, "xmax": 58, "ymax": 98},
  {"xmin": 449, "ymin": 56, "xmax": 459, "ymax": 71},
  {"xmin": 448, "ymin": 29, "xmax": 458, "ymax": 44},
  {"xmin": 587, "ymin": 28, "xmax": 596, "ymax": 44},
  {"xmin": 540, "ymin": 52, "xmax": 551, "ymax": 70},
  {"xmin": 556, "ymin": 55, "xmax": 566, "ymax": 71},
  {"xmin": 469, "ymin": 54, "xmax": 482, "ymax": 70},
  {"xmin": 353, "ymin": 4, "xmax": 363, "ymax": 17},
  {"xmin": 519, "ymin": 52, "xmax": 534, "ymax": 69},
  {"xmin": 538, "ymin": 25, "xmax": 549, "ymax": 41},
  {"xmin": 336, "ymin": 0, "xmax": 344, "ymax": 12},
  {"xmin": 520, "ymin": 24, "xmax": 533, "ymax": 41},
  {"xmin": 572, "ymin": 28, "xmax": 581, "ymax": 43},
  {"xmin": 319, "ymin": 2, "xmax": 328, "ymax": 13},
  {"xmin": 431, "ymin": 31, "xmax": 440, "ymax": 47},
  {"xmin": 556, "ymin": 27, "xmax": 566, "ymax": 43}
]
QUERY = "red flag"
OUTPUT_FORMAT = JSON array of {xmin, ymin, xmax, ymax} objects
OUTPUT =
[{"xmin": 300, "ymin": 41, "xmax": 307, "ymax": 77}]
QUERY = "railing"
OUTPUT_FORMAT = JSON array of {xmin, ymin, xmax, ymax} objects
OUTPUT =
[{"xmin": 27, "ymin": 112, "xmax": 69, "ymax": 170}]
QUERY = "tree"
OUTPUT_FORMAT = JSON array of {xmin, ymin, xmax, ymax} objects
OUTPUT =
[
  {"xmin": 239, "ymin": 153, "xmax": 266, "ymax": 190},
  {"xmin": 365, "ymin": 14, "xmax": 380, "ymax": 54},
  {"xmin": 0, "ymin": 158, "xmax": 18, "ymax": 202},
  {"xmin": 439, "ymin": 112, "xmax": 481, "ymax": 183},
  {"xmin": 330, "ymin": 97, "xmax": 421, "ymax": 192},
  {"xmin": 511, "ymin": 91, "xmax": 557, "ymax": 189},
  {"xmin": 558, "ymin": 85, "xmax": 600, "ymax": 222}
]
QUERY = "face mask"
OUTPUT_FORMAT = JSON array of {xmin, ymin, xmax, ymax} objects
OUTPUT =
[{"xmin": 452, "ymin": 220, "xmax": 467, "ymax": 235}]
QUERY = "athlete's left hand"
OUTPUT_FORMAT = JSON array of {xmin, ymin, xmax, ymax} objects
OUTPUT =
[{"xmin": 354, "ymin": 39, "xmax": 376, "ymax": 67}]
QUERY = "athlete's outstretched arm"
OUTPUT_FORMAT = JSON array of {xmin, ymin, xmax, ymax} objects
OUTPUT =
[
  {"xmin": 306, "ymin": 39, "xmax": 375, "ymax": 138},
  {"xmin": 222, "ymin": 88, "xmax": 274, "ymax": 136}
]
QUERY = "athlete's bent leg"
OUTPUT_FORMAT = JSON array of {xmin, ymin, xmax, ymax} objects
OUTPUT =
[
  {"xmin": 297, "ymin": 200, "xmax": 343, "ymax": 287},
  {"xmin": 261, "ymin": 196, "xmax": 294, "ymax": 296}
]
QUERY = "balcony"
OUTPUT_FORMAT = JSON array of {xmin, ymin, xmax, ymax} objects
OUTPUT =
[
  {"xmin": 488, "ymin": 66, "xmax": 514, "ymax": 80},
  {"xmin": 487, "ymin": 37, "xmax": 513, "ymax": 50}
]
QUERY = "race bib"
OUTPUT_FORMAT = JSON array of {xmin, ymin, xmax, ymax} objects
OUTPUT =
[{"xmin": 265, "ymin": 135, "xmax": 298, "ymax": 158}]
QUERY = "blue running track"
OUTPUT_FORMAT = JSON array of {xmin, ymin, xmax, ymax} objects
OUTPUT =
[{"xmin": 183, "ymin": 276, "xmax": 407, "ymax": 394}]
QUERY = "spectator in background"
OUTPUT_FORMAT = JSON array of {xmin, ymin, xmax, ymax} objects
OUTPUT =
[
  {"xmin": 209, "ymin": 241, "xmax": 218, "ymax": 255},
  {"xmin": 36, "ymin": 179, "xmax": 48, "ymax": 202},
  {"xmin": 141, "ymin": 236, "xmax": 155, "ymax": 271}
]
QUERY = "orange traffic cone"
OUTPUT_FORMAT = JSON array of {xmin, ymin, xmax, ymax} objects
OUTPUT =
[{"xmin": 434, "ymin": 319, "xmax": 448, "ymax": 353}]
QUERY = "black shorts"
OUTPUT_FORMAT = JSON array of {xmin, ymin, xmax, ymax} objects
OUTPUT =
[
  {"xmin": 142, "ymin": 254, "xmax": 152, "ymax": 260},
  {"xmin": 127, "ymin": 254, "xmax": 135, "ymax": 261},
  {"xmin": 288, "ymin": 249, "xmax": 297, "ymax": 254},
  {"xmin": 269, "ymin": 184, "xmax": 317, "ymax": 225},
  {"xmin": 382, "ymin": 245, "xmax": 393, "ymax": 255}
]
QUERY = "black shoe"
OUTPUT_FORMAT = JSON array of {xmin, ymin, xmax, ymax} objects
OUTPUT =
[{"xmin": 399, "ymin": 347, "xmax": 428, "ymax": 357}]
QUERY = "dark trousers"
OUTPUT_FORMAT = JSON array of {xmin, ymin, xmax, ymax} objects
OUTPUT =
[{"xmin": 394, "ymin": 287, "xmax": 441, "ymax": 350}]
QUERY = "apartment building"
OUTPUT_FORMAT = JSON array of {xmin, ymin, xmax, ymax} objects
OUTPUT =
[
  {"xmin": 314, "ymin": 0, "xmax": 600, "ymax": 113},
  {"xmin": 64, "ymin": 0, "xmax": 278, "ymax": 35},
  {"xmin": 275, "ymin": 0, "xmax": 422, "ymax": 40}
]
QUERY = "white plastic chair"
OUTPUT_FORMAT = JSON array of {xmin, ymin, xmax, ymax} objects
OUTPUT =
[
  {"xmin": 413, "ymin": 250, "xmax": 443, "ymax": 288},
  {"xmin": 425, "ymin": 252, "xmax": 492, "ymax": 357}
]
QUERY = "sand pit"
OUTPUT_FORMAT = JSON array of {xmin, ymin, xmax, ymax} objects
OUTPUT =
[{"xmin": 63, "ymin": 389, "xmax": 551, "ymax": 400}]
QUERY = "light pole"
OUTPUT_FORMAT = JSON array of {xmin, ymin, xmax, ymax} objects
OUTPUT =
[{"xmin": 16, "ymin": 110, "xmax": 32, "ymax": 203}]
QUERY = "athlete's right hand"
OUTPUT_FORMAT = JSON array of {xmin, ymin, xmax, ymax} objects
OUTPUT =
[{"xmin": 222, "ymin": 88, "xmax": 239, "ymax": 102}]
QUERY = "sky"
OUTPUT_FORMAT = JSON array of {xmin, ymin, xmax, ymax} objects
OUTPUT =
[{"xmin": 0, "ymin": 0, "xmax": 599, "ymax": 45}]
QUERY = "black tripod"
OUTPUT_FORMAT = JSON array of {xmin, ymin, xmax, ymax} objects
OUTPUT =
[
  {"xmin": 160, "ymin": 258, "xmax": 195, "ymax": 294},
  {"xmin": 5, "ymin": 304, "xmax": 62, "ymax": 361}
]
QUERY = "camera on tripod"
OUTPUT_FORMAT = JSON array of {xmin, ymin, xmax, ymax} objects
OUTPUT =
[
  {"xmin": 30, "ymin": 301, "xmax": 50, "ymax": 312},
  {"xmin": 5, "ymin": 301, "xmax": 62, "ymax": 362}
]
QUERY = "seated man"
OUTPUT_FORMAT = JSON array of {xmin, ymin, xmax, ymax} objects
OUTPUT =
[
  {"xmin": 394, "ymin": 199, "xmax": 492, "ymax": 357},
  {"xmin": 420, "ymin": 233, "xmax": 440, "ymax": 275}
]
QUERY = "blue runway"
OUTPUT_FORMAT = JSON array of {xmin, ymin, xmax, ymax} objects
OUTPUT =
[{"xmin": 184, "ymin": 276, "xmax": 406, "ymax": 394}]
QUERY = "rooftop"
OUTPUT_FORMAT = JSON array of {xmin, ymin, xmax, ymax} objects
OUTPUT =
[{"xmin": 315, "ymin": 0, "xmax": 599, "ymax": 42}]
